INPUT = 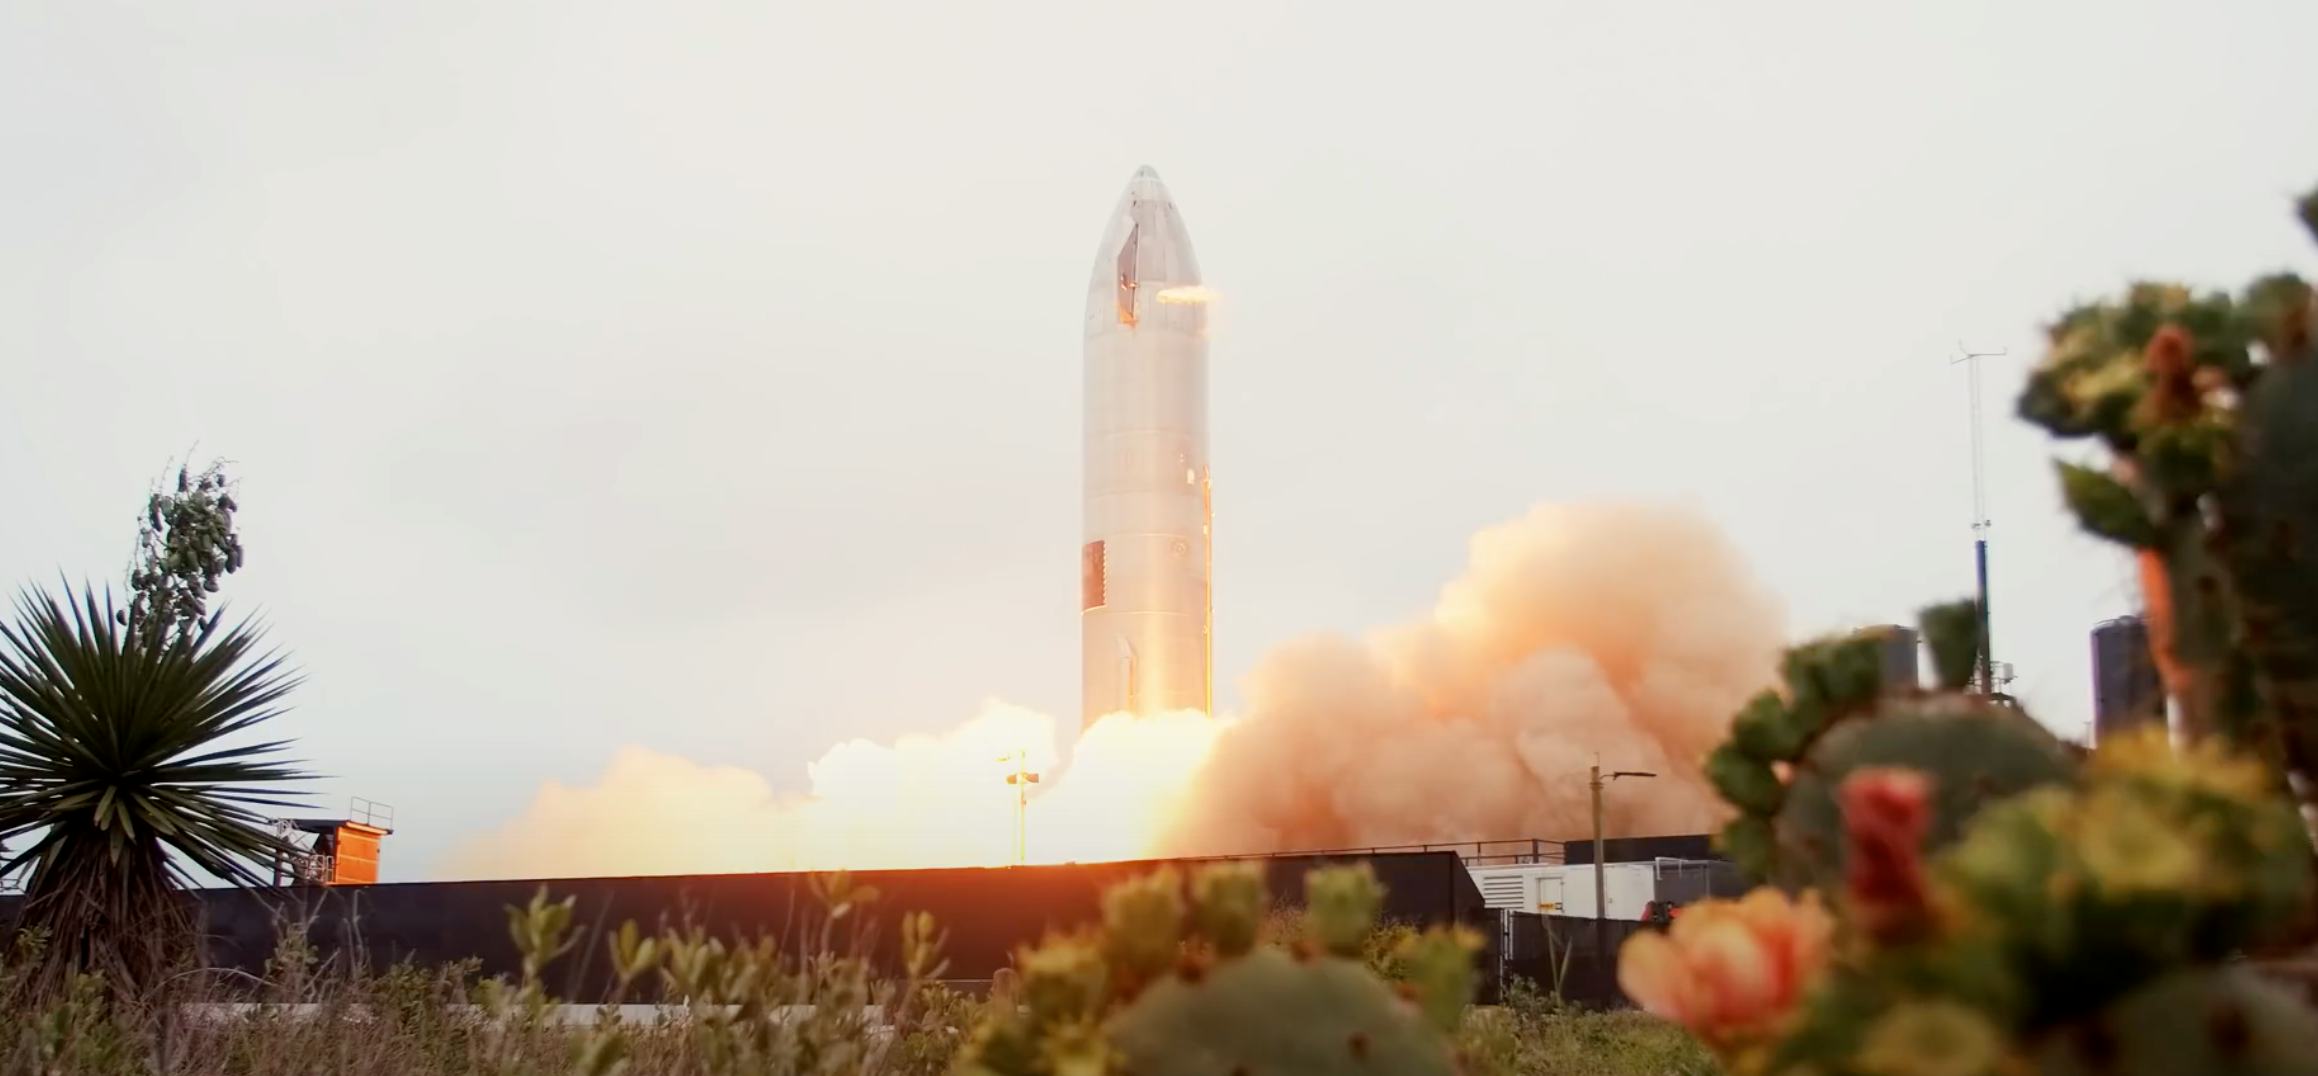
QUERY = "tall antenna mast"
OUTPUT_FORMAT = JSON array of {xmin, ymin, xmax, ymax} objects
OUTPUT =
[{"xmin": 1953, "ymin": 342, "xmax": 2007, "ymax": 697}]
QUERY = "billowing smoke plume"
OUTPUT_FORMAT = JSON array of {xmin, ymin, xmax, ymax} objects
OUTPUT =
[
  {"xmin": 439, "ymin": 502, "xmax": 1779, "ymax": 879},
  {"xmin": 1155, "ymin": 502, "xmax": 1783, "ymax": 855}
]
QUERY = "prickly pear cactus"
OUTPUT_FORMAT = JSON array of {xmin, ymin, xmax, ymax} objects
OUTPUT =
[
  {"xmin": 2035, "ymin": 967, "xmax": 2318, "ymax": 1076},
  {"xmin": 1941, "ymin": 731, "xmax": 2314, "ymax": 1007},
  {"xmin": 2217, "ymin": 284, "xmax": 2318, "ymax": 791},
  {"xmin": 1722, "ymin": 729, "xmax": 2318, "ymax": 1076},
  {"xmin": 1772, "ymin": 700, "xmax": 2074, "ymax": 894},
  {"xmin": 1108, "ymin": 948, "xmax": 1457, "ymax": 1076},
  {"xmin": 954, "ymin": 862, "xmax": 1472, "ymax": 1076},
  {"xmin": 1708, "ymin": 619, "xmax": 2074, "ymax": 891},
  {"xmin": 2016, "ymin": 184, "xmax": 2318, "ymax": 812},
  {"xmin": 1302, "ymin": 861, "xmax": 1387, "ymax": 958},
  {"xmin": 1636, "ymin": 174, "xmax": 2318, "ymax": 1076}
]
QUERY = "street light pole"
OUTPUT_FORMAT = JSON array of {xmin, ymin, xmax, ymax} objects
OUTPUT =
[
  {"xmin": 1588, "ymin": 761, "xmax": 1657, "ymax": 964},
  {"xmin": 1590, "ymin": 762, "xmax": 1605, "ymax": 921},
  {"xmin": 1002, "ymin": 750, "xmax": 1040, "ymax": 865}
]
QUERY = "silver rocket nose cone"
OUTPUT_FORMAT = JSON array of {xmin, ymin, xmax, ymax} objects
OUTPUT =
[
  {"xmin": 1123, "ymin": 165, "xmax": 1173, "ymax": 207},
  {"xmin": 1087, "ymin": 166, "xmax": 1201, "ymax": 326}
]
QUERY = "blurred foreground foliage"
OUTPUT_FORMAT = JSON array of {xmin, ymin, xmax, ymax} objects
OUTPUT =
[
  {"xmin": 1629, "ymin": 177, "xmax": 2318, "ymax": 1076},
  {"xmin": 0, "ymin": 866, "xmax": 1699, "ymax": 1075}
]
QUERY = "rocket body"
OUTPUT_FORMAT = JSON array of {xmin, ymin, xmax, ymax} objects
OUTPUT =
[{"xmin": 1081, "ymin": 167, "xmax": 1211, "ymax": 726}]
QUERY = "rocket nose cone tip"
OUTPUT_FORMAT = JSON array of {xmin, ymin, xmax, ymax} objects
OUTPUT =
[{"xmin": 1127, "ymin": 165, "xmax": 1167, "ymax": 195}]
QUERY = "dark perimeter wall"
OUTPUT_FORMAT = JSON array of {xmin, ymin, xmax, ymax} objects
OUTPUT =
[
  {"xmin": 1557, "ymin": 834, "xmax": 1716, "ymax": 865},
  {"xmin": 1501, "ymin": 913, "xmax": 1648, "ymax": 1009},
  {"xmin": 188, "ymin": 851, "xmax": 1487, "ymax": 1003}
]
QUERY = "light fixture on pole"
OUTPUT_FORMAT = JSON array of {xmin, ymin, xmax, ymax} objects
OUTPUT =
[{"xmin": 1001, "ymin": 750, "xmax": 1041, "ymax": 866}]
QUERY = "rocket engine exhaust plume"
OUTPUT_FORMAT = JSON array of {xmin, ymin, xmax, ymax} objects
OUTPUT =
[
  {"xmin": 440, "ymin": 502, "xmax": 1780, "ymax": 878},
  {"xmin": 440, "ymin": 703, "xmax": 1221, "ymax": 879},
  {"xmin": 1154, "ymin": 285, "xmax": 1216, "ymax": 305}
]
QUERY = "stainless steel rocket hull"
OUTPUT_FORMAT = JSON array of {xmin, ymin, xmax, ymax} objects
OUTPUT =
[{"xmin": 1082, "ymin": 166, "xmax": 1211, "ymax": 726}]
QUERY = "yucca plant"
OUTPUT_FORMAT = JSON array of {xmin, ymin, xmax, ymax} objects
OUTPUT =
[{"xmin": 0, "ymin": 585, "xmax": 311, "ymax": 996}]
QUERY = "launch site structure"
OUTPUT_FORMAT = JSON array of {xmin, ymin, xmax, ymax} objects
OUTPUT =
[{"xmin": 1082, "ymin": 166, "xmax": 1212, "ymax": 726}]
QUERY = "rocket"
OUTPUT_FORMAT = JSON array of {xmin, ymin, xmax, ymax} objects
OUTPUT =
[{"xmin": 1081, "ymin": 166, "xmax": 1212, "ymax": 726}]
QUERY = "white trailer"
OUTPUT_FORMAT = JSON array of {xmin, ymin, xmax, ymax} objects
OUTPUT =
[{"xmin": 1466, "ymin": 861, "xmax": 1686, "ymax": 920}]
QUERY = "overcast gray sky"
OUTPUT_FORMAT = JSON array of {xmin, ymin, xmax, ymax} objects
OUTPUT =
[{"xmin": 4, "ymin": 2, "xmax": 2314, "ymax": 879}]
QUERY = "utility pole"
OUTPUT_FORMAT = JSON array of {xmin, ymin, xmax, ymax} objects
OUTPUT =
[
  {"xmin": 1589, "ymin": 761, "xmax": 1655, "ymax": 963},
  {"xmin": 1002, "ymin": 750, "xmax": 1040, "ymax": 865},
  {"xmin": 1953, "ymin": 343, "xmax": 2008, "ymax": 698}
]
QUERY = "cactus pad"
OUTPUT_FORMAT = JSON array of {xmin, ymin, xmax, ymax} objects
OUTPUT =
[
  {"xmin": 1705, "ymin": 623, "xmax": 2074, "ymax": 889},
  {"xmin": 1189, "ymin": 861, "xmax": 1266, "ymax": 958},
  {"xmin": 2036, "ymin": 967, "xmax": 2318, "ymax": 1076},
  {"xmin": 955, "ymin": 862, "xmax": 1467, "ymax": 1076},
  {"xmin": 1106, "ymin": 948, "xmax": 1457, "ymax": 1076},
  {"xmin": 1772, "ymin": 698, "xmax": 2073, "ymax": 893},
  {"xmin": 1302, "ymin": 864, "xmax": 1385, "ymax": 959},
  {"xmin": 1099, "ymin": 867, "xmax": 1184, "ymax": 982}
]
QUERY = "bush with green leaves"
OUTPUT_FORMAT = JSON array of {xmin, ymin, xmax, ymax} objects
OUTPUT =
[{"xmin": 123, "ymin": 459, "xmax": 246, "ymax": 647}]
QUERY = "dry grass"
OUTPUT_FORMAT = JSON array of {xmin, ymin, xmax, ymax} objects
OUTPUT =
[
  {"xmin": 1457, "ymin": 980, "xmax": 1718, "ymax": 1076},
  {"xmin": 0, "ymin": 896, "xmax": 1703, "ymax": 1075},
  {"xmin": 2, "ymin": 941, "xmax": 978, "ymax": 1076},
  {"xmin": 0, "ymin": 881, "xmax": 976, "ymax": 1076}
]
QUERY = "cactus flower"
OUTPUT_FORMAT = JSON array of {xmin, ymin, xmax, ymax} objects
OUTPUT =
[
  {"xmin": 1841, "ymin": 767, "xmax": 1934, "ymax": 941},
  {"xmin": 1616, "ymin": 888, "xmax": 1832, "ymax": 1045},
  {"xmin": 2141, "ymin": 324, "xmax": 2200, "ymax": 423}
]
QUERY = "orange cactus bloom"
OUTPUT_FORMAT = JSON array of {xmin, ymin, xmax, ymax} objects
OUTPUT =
[
  {"xmin": 1616, "ymin": 887, "xmax": 1833, "ymax": 1045},
  {"xmin": 1841, "ymin": 767, "xmax": 1934, "ymax": 942},
  {"xmin": 2142, "ymin": 323, "xmax": 2200, "ymax": 422}
]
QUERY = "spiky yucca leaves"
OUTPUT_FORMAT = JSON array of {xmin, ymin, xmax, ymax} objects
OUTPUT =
[{"xmin": 0, "ymin": 586, "xmax": 310, "ymax": 995}]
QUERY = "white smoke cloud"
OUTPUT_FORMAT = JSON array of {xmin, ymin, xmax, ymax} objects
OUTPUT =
[
  {"xmin": 440, "ymin": 702, "xmax": 1222, "ymax": 879},
  {"xmin": 441, "ymin": 703, "xmax": 1050, "ymax": 879}
]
